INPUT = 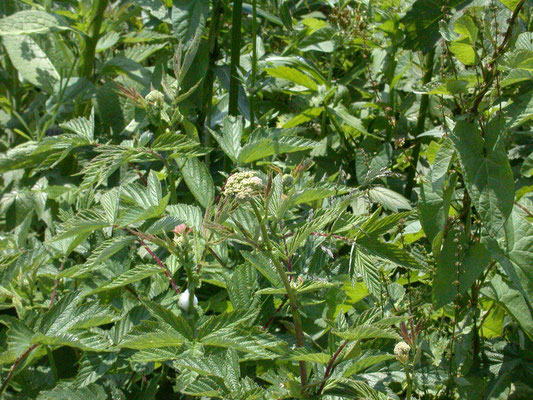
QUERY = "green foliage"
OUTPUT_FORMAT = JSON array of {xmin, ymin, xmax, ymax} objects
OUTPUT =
[{"xmin": 0, "ymin": 0, "xmax": 532, "ymax": 399}]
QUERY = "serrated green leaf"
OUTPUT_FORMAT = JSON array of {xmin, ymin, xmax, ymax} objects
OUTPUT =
[
  {"xmin": 37, "ymin": 382, "xmax": 108, "ymax": 400},
  {"xmin": 0, "ymin": 10, "xmax": 68, "ymax": 35},
  {"xmin": 167, "ymin": 203, "xmax": 203, "ymax": 230},
  {"xmin": 178, "ymin": 157, "xmax": 215, "ymax": 208},
  {"xmin": 367, "ymin": 186, "xmax": 411, "ymax": 212},
  {"xmin": 61, "ymin": 236, "xmax": 136, "ymax": 278},
  {"xmin": 209, "ymin": 115, "xmax": 243, "ymax": 163},
  {"xmin": 333, "ymin": 325, "xmax": 399, "ymax": 341},
  {"xmin": 451, "ymin": 118, "xmax": 514, "ymax": 236},
  {"xmin": 2, "ymin": 34, "xmax": 59, "ymax": 92},
  {"xmin": 89, "ymin": 264, "xmax": 161, "ymax": 294},
  {"xmin": 120, "ymin": 321, "xmax": 187, "ymax": 349},
  {"xmin": 239, "ymin": 135, "xmax": 318, "ymax": 164},
  {"xmin": 256, "ymin": 280, "xmax": 338, "ymax": 295},
  {"xmin": 265, "ymin": 66, "xmax": 318, "ymax": 90}
]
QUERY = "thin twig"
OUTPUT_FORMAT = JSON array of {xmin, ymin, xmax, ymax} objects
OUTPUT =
[
  {"xmin": 206, "ymin": 245, "xmax": 228, "ymax": 269},
  {"xmin": 262, "ymin": 297, "xmax": 288, "ymax": 331},
  {"xmin": 515, "ymin": 201, "xmax": 533, "ymax": 218},
  {"xmin": 129, "ymin": 162, "xmax": 147, "ymax": 186},
  {"xmin": 0, "ymin": 344, "xmax": 38, "ymax": 396},
  {"xmin": 126, "ymin": 229, "xmax": 181, "ymax": 295},
  {"xmin": 251, "ymin": 202, "xmax": 308, "ymax": 389},
  {"xmin": 139, "ymin": 238, "xmax": 181, "ymax": 295},
  {"xmin": 317, "ymin": 340, "xmax": 348, "ymax": 396},
  {"xmin": 471, "ymin": 0, "xmax": 526, "ymax": 113},
  {"xmin": 125, "ymin": 285, "xmax": 142, "ymax": 302}
]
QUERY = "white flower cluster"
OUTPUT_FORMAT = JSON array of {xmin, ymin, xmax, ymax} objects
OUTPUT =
[
  {"xmin": 224, "ymin": 171, "xmax": 264, "ymax": 200},
  {"xmin": 394, "ymin": 341, "xmax": 411, "ymax": 362}
]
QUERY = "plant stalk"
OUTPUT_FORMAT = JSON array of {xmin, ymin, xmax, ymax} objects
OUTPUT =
[
  {"xmin": 251, "ymin": 202, "xmax": 308, "ymax": 389},
  {"xmin": 250, "ymin": 0, "xmax": 258, "ymax": 129},
  {"xmin": 0, "ymin": 344, "xmax": 38, "ymax": 396},
  {"xmin": 471, "ymin": 0, "xmax": 526, "ymax": 113},
  {"xmin": 404, "ymin": 362, "xmax": 413, "ymax": 400},
  {"xmin": 80, "ymin": 0, "xmax": 108, "ymax": 80},
  {"xmin": 404, "ymin": 47, "xmax": 436, "ymax": 198},
  {"xmin": 46, "ymin": 347, "xmax": 59, "ymax": 381},
  {"xmin": 229, "ymin": 0, "xmax": 244, "ymax": 116},
  {"xmin": 199, "ymin": 0, "xmax": 223, "ymax": 133},
  {"xmin": 317, "ymin": 340, "xmax": 348, "ymax": 395}
]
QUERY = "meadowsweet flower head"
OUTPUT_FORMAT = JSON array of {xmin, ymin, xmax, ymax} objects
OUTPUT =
[
  {"xmin": 394, "ymin": 341, "xmax": 411, "ymax": 363},
  {"xmin": 145, "ymin": 89, "xmax": 165, "ymax": 107},
  {"xmin": 282, "ymin": 174, "xmax": 294, "ymax": 187},
  {"xmin": 224, "ymin": 171, "xmax": 264, "ymax": 200}
]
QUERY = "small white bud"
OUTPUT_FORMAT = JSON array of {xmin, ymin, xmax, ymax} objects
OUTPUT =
[{"xmin": 177, "ymin": 289, "xmax": 198, "ymax": 311}]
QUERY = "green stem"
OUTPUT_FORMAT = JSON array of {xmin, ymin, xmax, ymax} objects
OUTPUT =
[
  {"xmin": 250, "ymin": 202, "xmax": 308, "ymax": 389},
  {"xmin": 80, "ymin": 0, "xmax": 108, "ymax": 80},
  {"xmin": 162, "ymin": 158, "xmax": 177, "ymax": 204},
  {"xmin": 46, "ymin": 347, "xmax": 59, "ymax": 382},
  {"xmin": 147, "ymin": 150, "xmax": 177, "ymax": 204},
  {"xmin": 250, "ymin": 0, "xmax": 258, "ymax": 130},
  {"xmin": 229, "ymin": 0, "xmax": 244, "ymax": 116},
  {"xmin": 404, "ymin": 47, "xmax": 435, "ymax": 198},
  {"xmin": 199, "ymin": 0, "xmax": 223, "ymax": 157},
  {"xmin": 404, "ymin": 362, "xmax": 412, "ymax": 400}
]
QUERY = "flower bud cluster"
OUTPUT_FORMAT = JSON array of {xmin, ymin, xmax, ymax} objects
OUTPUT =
[
  {"xmin": 145, "ymin": 89, "xmax": 165, "ymax": 108},
  {"xmin": 394, "ymin": 341, "xmax": 411, "ymax": 363},
  {"xmin": 224, "ymin": 171, "xmax": 264, "ymax": 200}
]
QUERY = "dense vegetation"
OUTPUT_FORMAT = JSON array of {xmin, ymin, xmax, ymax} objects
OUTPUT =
[{"xmin": 0, "ymin": 0, "xmax": 532, "ymax": 398}]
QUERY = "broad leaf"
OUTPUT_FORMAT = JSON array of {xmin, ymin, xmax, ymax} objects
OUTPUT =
[{"xmin": 451, "ymin": 118, "xmax": 514, "ymax": 237}]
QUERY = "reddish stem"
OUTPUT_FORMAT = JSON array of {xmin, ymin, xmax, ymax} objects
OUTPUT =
[
  {"xmin": 129, "ymin": 162, "xmax": 147, "ymax": 186},
  {"xmin": 125, "ymin": 285, "xmax": 142, "ymax": 302},
  {"xmin": 0, "ymin": 344, "xmax": 38, "ymax": 395},
  {"xmin": 207, "ymin": 246, "xmax": 228, "ymax": 269},
  {"xmin": 262, "ymin": 297, "xmax": 288, "ymax": 330},
  {"xmin": 138, "ymin": 238, "xmax": 181, "ymax": 295},
  {"xmin": 317, "ymin": 340, "xmax": 348, "ymax": 396},
  {"xmin": 123, "ymin": 228, "xmax": 180, "ymax": 295},
  {"xmin": 515, "ymin": 202, "xmax": 533, "ymax": 218}
]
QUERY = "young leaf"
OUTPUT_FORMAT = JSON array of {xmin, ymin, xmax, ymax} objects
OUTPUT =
[{"xmin": 177, "ymin": 157, "xmax": 215, "ymax": 208}]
